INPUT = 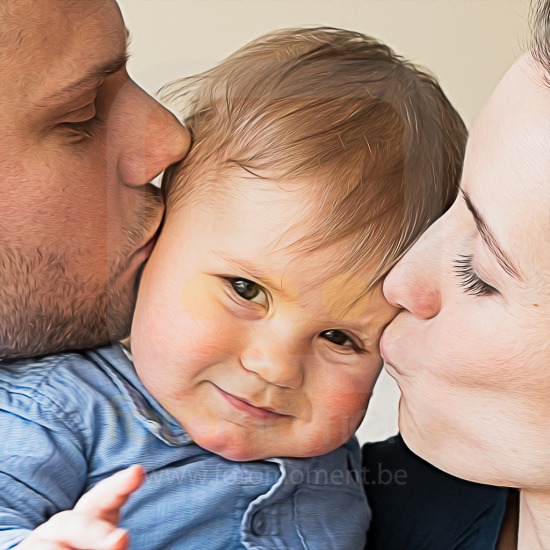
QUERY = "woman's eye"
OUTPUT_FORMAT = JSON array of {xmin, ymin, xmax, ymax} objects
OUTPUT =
[
  {"xmin": 227, "ymin": 278, "xmax": 268, "ymax": 306},
  {"xmin": 453, "ymin": 254, "xmax": 498, "ymax": 297},
  {"xmin": 320, "ymin": 329, "xmax": 357, "ymax": 350}
]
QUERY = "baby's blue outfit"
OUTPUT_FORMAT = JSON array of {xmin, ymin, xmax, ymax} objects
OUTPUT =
[{"xmin": 0, "ymin": 344, "xmax": 369, "ymax": 549}]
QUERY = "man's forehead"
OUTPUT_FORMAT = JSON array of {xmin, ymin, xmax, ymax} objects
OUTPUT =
[
  {"xmin": 0, "ymin": 0, "xmax": 119, "ymax": 33},
  {"xmin": 1, "ymin": 0, "xmax": 126, "ymax": 98}
]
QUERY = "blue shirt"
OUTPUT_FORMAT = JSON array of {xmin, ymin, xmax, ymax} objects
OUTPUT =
[{"xmin": 0, "ymin": 345, "xmax": 370, "ymax": 549}]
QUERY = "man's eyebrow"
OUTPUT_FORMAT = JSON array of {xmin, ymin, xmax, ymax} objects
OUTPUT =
[
  {"xmin": 43, "ymin": 30, "xmax": 131, "ymax": 105},
  {"xmin": 462, "ymin": 190, "xmax": 523, "ymax": 280}
]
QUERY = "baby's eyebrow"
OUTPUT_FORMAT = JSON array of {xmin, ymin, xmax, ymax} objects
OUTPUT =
[
  {"xmin": 461, "ymin": 190, "xmax": 523, "ymax": 281},
  {"xmin": 217, "ymin": 254, "xmax": 287, "ymax": 294}
]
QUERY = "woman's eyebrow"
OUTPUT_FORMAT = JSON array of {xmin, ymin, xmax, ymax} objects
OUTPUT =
[{"xmin": 461, "ymin": 190, "xmax": 523, "ymax": 281}]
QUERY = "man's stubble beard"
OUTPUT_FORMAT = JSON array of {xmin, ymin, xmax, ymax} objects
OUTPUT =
[{"xmin": 0, "ymin": 188, "xmax": 163, "ymax": 360}]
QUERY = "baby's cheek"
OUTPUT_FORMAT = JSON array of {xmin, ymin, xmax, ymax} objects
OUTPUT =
[
  {"xmin": 316, "ymin": 389, "xmax": 372, "ymax": 448},
  {"xmin": 181, "ymin": 274, "xmax": 224, "ymax": 320}
]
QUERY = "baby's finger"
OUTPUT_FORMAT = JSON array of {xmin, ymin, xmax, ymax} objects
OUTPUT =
[
  {"xmin": 17, "ymin": 510, "xmax": 129, "ymax": 550},
  {"xmin": 74, "ymin": 465, "xmax": 145, "ymax": 523}
]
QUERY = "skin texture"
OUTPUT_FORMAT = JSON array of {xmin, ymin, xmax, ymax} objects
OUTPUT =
[
  {"xmin": 131, "ymin": 173, "xmax": 398, "ymax": 462},
  {"xmin": 15, "ymin": 466, "xmax": 145, "ymax": 550},
  {"xmin": 0, "ymin": 0, "xmax": 190, "ymax": 359},
  {"xmin": 381, "ymin": 54, "xmax": 550, "ymax": 548}
]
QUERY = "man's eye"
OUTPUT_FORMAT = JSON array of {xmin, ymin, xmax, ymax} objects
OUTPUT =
[
  {"xmin": 320, "ymin": 329, "xmax": 357, "ymax": 350},
  {"xmin": 60, "ymin": 117, "xmax": 101, "ymax": 141},
  {"xmin": 227, "ymin": 278, "xmax": 268, "ymax": 306}
]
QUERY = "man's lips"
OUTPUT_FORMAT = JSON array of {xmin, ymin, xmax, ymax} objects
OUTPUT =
[{"xmin": 215, "ymin": 386, "xmax": 287, "ymax": 421}]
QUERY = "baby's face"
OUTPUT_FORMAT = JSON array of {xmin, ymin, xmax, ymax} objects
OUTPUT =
[{"xmin": 131, "ymin": 173, "xmax": 397, "ymax": 461}]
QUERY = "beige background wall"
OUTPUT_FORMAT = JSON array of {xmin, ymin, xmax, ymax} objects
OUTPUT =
[{"xmin": 117, "ymin": 0, "xmax": 530, "ymax": 443}]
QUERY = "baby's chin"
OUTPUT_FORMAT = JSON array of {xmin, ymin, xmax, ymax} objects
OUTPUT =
[
  {"xmin": 188, "ymin": 428, "xmax": 280, "ymax": 462},
  {"xmin": 190, "ymin": 426, "xmax": 351, "ymax": 462}
]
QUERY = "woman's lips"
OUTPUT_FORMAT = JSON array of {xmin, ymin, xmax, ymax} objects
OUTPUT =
[
  {"xmin": 384, "ymin": 361, "xmax": 402, "ymax": 380},
  {"xmin": 216, "ymin": 386, "xmax": 285, "ymax": 421},
  {"xmin": 380, "ymin": 332, "xmax": 403, "ymax": 377}
]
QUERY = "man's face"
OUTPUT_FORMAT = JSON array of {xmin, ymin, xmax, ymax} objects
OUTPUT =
[
  {"xmin": 131, "ymin": 173, "xmax": 397, "ymax": 461},
  {"xmin": 0, "ymin": 0, "xmax": 190, "ymax": 359},
  {"xmin": 381, "ymin": 55, "xmax": 550, "ymax": 490}
]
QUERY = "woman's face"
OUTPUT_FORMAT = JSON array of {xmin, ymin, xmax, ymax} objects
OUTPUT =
[{"xmin": 381, "ymin": 54, "xmax": 550, "ymax": 490}]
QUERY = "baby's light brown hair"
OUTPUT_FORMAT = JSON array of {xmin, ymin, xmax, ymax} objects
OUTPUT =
[{"xmin": 162, "ymin": 27, "xmax": 467, "ymax": 286}]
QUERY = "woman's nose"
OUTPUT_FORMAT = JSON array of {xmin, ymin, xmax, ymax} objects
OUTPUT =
[
  {"xmin": 383, "ymin": 230, "xmax": 442, "ymax": 320},
  {"xmin": 115, "ymin": 83, "xmax": 191, "ymax": 186},
  {"xmin": 240, "ymin": 341, "xmax": 305, "ymax": 389}
]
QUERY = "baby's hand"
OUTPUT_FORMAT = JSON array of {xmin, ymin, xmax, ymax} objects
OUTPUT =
[{"xmin": 15, "ymin": 465, "xmax": 145, "ymax": 550}]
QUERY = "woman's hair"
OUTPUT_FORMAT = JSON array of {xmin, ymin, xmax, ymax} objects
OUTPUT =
[
  {"xmin": 532, "ymin": 0, "xmax": 550, "ymax": 79},
  {"xmin": 162, "ymin": 27, "xmax": 467, "ymax": 285}
]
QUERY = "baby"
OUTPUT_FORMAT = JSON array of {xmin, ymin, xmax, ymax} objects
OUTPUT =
[{"xmin": 0, "ymin": 28, "xmax": 466, "ymax": 550}]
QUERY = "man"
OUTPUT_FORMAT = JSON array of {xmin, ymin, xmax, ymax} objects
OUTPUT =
[{"xmin": 0, "ymin": 0, "xmax": 190, "ymax": 360}]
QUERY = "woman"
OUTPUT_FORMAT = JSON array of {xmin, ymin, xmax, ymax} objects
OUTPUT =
[{"xmin": 375, "ymin": 0, "xmax": 550, "ymax": 548}]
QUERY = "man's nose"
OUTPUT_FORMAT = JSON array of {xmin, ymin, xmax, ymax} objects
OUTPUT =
[{"xmin": 115, "ymin": 82, "xmax": 191, "ymax": 187}]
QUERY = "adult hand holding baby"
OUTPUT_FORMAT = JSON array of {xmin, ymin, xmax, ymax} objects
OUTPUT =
[{"xmin": 14, "ymin": 466, "xmax": 144, "ymax": 550}]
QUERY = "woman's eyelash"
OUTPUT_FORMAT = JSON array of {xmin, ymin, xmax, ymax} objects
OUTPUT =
[{"xmin": 453, "ymin": 254, "xmax": 498, "ymax": 297}]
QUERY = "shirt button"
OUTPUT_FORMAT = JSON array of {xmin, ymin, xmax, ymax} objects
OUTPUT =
[{"xmin": 251, "ymin": 510, "xmax": 270, "ymax": 536}]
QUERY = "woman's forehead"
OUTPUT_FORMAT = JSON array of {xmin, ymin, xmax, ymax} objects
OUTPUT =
[{"xmin": 462, "ymin": 55, "xmax": 550, "ymax": 284}]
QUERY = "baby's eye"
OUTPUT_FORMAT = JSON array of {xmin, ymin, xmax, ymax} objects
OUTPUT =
[
  {"xmin": 320, "ymin": 329, "xmax": 357, "ymax": 349},
  {"xmin": 227, "ymin": 278, "xmax": 268, "ymax": 306}
]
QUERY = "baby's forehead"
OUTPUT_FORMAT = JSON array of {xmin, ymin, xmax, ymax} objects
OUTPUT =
[
  {"xmin": 166, "ymin": 169, "xmax": 320, "ymax": 240},
  {"xmin": 164, "ymin": 165, "xmax": 387, "ymax": 295}
]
